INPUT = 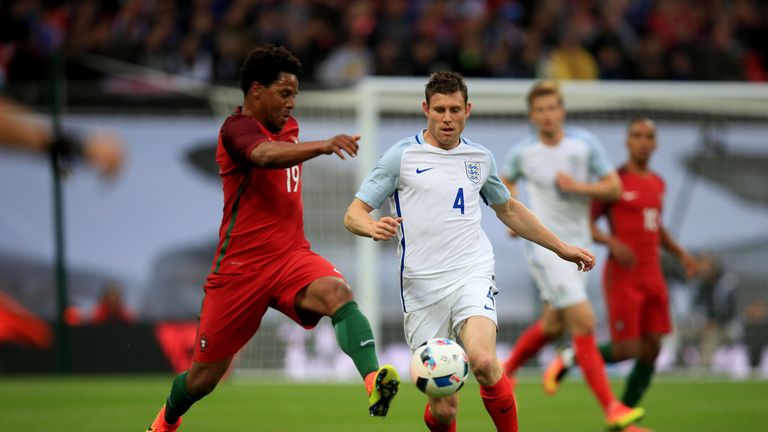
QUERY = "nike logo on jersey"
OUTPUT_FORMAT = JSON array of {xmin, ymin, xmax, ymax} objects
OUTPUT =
[
  {"xmin": 416, "ymin": 167, "xmax": 434, "ymax": 174},
  {"xmin": 622, "ymin": 191, "xmax": 639, "ymax": 201},
  {"xmin": 484, "ymin": 305, "xmax": 495, "ymax": 311},
  {"xmin": 359, "ymin": 339, "xmax": 375, "ymax": 347}
]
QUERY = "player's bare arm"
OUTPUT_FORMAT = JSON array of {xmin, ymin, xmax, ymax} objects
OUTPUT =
[
  {"xmin": 556, "ymin": 171, "xmax": 622, "ymax": 201},
  {"xmin": 590, "ymin": 219, "xmax": 636, "ymax": 268},
  {"xmin": 344, "ymin": 198, "xmax": 402, "ymax": 241},
  {"xmin": 1, "ymin": 97, "xmax": 124, "ymax": 177},
  {"xmin": 659, "ymin": 225, "xmax": 699, "ymax": 278},
  {"xmin": 501, "ymin": 177, "xmax": 520, "ymax": 237},
  {"xmin": 491, "ymin": 198, "xmax": 595, "ymax": 271},
  {"xmin": 249, "ymin": 134, "xmax": 360, "ymax": 168}
]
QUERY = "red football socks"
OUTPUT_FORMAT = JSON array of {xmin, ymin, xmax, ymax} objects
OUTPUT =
[
  {"xmin": 480, "ymin": 374, "xmax": 519, "ymax": 432},
  {"xmin": 573, "ymin": 333, "xmax": 614, "ymax": 411},
  {"xmin": 504, "ymin": 320, "xmax": 549, "ymax": 375}
]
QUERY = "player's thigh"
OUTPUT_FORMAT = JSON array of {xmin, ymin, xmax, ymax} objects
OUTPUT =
[
  {"xmin": 603, "ymin": 267, "xmax": 644, "ymax": 342},
  {"xmin": 527, "ymin": 249, "xmax": 588, "ymax": 309},
  {"xmin": 640, "ymin": 278, "xmax": 672, "ymax": 338},
  {"xmin": 194, "ymin": 272, "xmax": 272, "ymax": 363}
]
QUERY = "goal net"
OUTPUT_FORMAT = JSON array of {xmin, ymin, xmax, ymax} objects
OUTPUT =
[{"xmin": 206, "ymin": 79, "xmax": 768, "ymax": 379}]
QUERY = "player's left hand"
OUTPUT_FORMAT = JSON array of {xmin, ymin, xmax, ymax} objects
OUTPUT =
[
  {"xmin": 83, "ymin": 131, "xmax": 124, "ymax": 177},
  {"xmin": 558, "ymin": 245, "xmax": 595, "ymax": 272}
]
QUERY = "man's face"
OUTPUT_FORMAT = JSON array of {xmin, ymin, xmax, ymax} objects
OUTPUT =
[
  {"xmin": 422, "ymin": 91, "xmax": 470, "ymax": 148},
  {"xmin": 528, "ymin": 93, "xmax": 565, "ymax": 136},
  {"xmin": 626, "ymin": 120, "xmax": 656, "ymax": 164},
  {"xmin": 256, "ymin": 72, "xmax": 298, "ymax": 132}
]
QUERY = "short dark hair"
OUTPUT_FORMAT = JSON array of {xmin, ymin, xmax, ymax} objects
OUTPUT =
[
  {"xmin": 425, "ymin": 71, "xmax": 468, "ymax": 105},
  {"xmin": 239, "ymin": 45, "xmax": 303, "ymax": 95}
]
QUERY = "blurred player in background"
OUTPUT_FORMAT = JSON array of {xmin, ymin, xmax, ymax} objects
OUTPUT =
[
  {"xmin": 145, "ymin": 45, "xmax": 398, "ymax": 432},
  {"xmin": 0, "ymin": 96, "xmax": 123, "ymax": 177},
  {"xmin": 344, "ymin": 71, "xmax": 595, "ymax": 432},
  {"xmin": 546, "ymin": 118, "xmax": 698, "ymax": 432},
  {"xmin": 501, "ymin": 81, "xmax": 645, "ymax": 430}
]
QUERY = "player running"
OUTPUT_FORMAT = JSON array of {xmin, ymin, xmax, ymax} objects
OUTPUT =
[
  {"xmin": 544, "ymin": 118, "xmax": 699, "ymax": 432},
  {"xmin": 344, "ymin": 71, "xmax": 595, "ymax": 432},
  {"xmin": 145, "ymin": 45, "xmax": 398, "ymax": 431},
  {"xmin": 500, "ymin": 80, "xmax": 645, "ymax": 431}
]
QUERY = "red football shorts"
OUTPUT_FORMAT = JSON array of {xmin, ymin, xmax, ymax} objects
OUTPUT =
[
  {"xmin": 193, "ymin": 248, "xmax": 343, "ymax": 363},
  {"xmin": 603, "ymin": 262, "xmax": 672, "ymax": 342}
]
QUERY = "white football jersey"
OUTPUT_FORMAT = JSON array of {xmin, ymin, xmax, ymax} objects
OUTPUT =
[
  {"xmin": 356, "ymin": 131, "xmax": 510, "ymax": 312},
  {"xmin": 503, "ymin": 126, "xmax": 614, "ymax": 251}
]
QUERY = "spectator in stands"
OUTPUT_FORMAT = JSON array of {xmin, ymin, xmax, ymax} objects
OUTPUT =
[
  {"xmin": 2, "ymin": 0, "xmax": 768, "ymax": 86},
  {"xmin": 90, "ymin": 281, "xmax": 136, "ymax": 325},
  {"xmin": 693, "ymin": 252, "xmax": 739, "ymax": 368}
]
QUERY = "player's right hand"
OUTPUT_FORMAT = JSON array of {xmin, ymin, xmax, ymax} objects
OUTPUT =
[
  {"xmin": 371, "ymin": 216, "xmax": 402, "ymax": 241},
  {"xmin": 323, "ymin": 134, "xmax": 360, "ymax": 160},
  {"xmin": 608, "ymin": 238, "xmax": 636, "ymax": 268}
]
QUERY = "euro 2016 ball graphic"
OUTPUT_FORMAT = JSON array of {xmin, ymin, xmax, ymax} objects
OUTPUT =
[{"xmin": 410, "ymin": 338, "xmax": 470, "ymax": 397}]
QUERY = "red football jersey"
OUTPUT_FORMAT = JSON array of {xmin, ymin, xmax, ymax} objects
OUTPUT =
[
  {"xmin": 592, "ymin": 166, "xmax": 665, "ymax": 269},
  {"xmin": 209, "ymin": 108, "xmax": 309, "ymax": 274}
]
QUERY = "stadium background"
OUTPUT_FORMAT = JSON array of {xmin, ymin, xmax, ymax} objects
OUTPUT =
[{"xmin": 1, "ymin": 1, "xmax": 767, "ymax": 431}]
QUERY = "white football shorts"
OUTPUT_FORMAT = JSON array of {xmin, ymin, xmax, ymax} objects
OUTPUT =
[
  {"xmin": 526, "ymin": 246, "xmax": 588, "ymax": 309},
  {"xmin": 403, "ymin": 270, "xmax": 499, "ymax": 351}
]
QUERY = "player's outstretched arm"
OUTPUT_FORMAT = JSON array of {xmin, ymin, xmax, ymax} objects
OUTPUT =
[
  {"xmin": 0, "ymin": 96, "xmax": 124, "ymax": 177},
  {"xmin": 344, "ymin": 198, "xmax": 402, "ymax": 241},
  {"xmin": 556, "ymin": 171, "xmax": 622, "ymax": 201},
  {"xmin": 249, "ymin": 134, "xmax": 359, "ymax": 168},
  {"xmin": 492, "ymin": 198, "xmax": 594, "ymax": 271},
  {"xmin": 659, "ymin": 225, "xmax": 699, "ymax": 278}
]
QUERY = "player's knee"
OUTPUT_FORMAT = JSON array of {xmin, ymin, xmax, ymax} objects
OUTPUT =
[
  {"xmin": 615, "ymin": 342, "xmax": 641, "ymax": 360},
  {"xmin": 467, "ymin": 352, "xmax": 497, "ymax": 384},
  {"xmin": 307, "ymin": 277, "xmax": 353, "ymax": 313},
  {"xmin": 325, "ymin": 280, "xmax": 353, "ymax": 309},
  {"xmin": 639, "ymin": 339, "xmax": 661, "ymax": 362},
  {"xmin": 431, "ymin": 399, "xmax": 458, "ymax": 423}
]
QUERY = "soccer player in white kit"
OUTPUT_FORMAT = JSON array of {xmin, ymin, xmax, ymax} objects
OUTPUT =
[
  {"xmin": 344, "ymin": 72, "xmax": 595, "ymax": 432},
  {"xmin": 500, "ymin": 80, "xmax": 645, "ymax": 430}
]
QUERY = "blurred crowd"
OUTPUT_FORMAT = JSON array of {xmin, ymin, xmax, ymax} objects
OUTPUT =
[{"xmin": 2, "ymin": 0, "xmax": 767, "ymax": 88}]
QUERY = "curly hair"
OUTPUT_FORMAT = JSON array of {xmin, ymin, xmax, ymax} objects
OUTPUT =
[
  {"xmin": 239, "ymin": 45, "xmax": 303, "ymax": 94},
  {"xmin": 425, "ymin": 71, "xmax": 468, "ymax": 105}
]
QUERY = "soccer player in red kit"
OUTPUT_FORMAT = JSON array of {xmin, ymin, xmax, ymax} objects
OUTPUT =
[
  {"xmin": 543, "ymin": 118, "xmax": 698, "ymax": 431},
  {"xmin": 145, "ymin": 45, "xmax": 399, "ymax": 432}
]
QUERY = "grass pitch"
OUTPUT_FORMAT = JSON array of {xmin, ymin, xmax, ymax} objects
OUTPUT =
[{"xmin": 1, "ymin": 375, "xmax": 766, "ymax": 431}]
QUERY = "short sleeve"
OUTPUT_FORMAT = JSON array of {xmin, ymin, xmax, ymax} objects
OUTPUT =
[
  {"xmin": 220, "ymin": 116, "xmax": 270, "ymax": 164},
  {"xmin": 481, "ymin": 152, "xmax": 511, "ymax": 205},
  {"xmin": 355, "ymin": 142, "xmax": 408, "ymax": 209},
  {"xmin": 502, "ymin": 144, "xmax": 523, "ymax": 181},
  {"xmin": 583, "ymin": 131, "xmax": 614, "ymax": 178}
]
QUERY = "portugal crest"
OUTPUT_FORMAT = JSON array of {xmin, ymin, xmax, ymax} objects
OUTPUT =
[{"xmin": 465, "ymin": 161, "xmax": 481, "ymax": 184}]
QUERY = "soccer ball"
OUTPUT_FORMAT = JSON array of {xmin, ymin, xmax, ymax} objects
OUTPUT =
[{"xmin": 410, "ymin": 338, "xmax": 470, "ymax": 397}]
